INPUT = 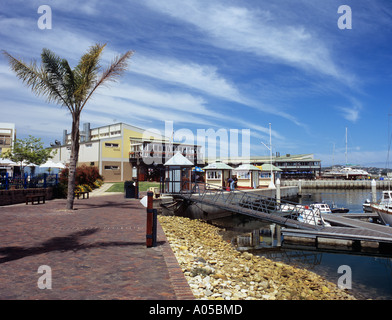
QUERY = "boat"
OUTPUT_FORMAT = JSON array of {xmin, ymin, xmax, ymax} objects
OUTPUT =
[
  {"xmin": 324, "ymin": 166, "xmax": 369, "ymax": 180},
  {"xmin": 370, "ymin": 190, "xmax": 392, "ymax": 226},
  {"xmin": 330, "ymin": 202, "xmax": 350, "ymax": 213},
  {"xmin": 311, "ymin": 202, "xmax": 349, "ymax": 214},
  {"xmin": 311, "ymin": 203, "xmax": 332, "ymax": 214},
  {"xmin": 363, "ymin": 199, "xmax": 372, "ymax": 213},
  {"xmin": 280, "ymin": 203, "xmax": 331, "ymax": 226},
  {"xmin": 297, "ymin": 206, "xmax": 331, "ymax": 227}
]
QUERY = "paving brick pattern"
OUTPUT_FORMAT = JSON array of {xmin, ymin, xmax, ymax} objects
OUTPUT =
[{"xmin": 0, "ymin": 193, "xmax": 194, "ymax": 300}]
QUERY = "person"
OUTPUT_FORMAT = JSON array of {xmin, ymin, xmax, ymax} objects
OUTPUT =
[
  {"xmin": 227, "ymin": 177, "xmax": 233, "ymax": 191},
  {"xmin": 230, "ymin": 176, "xmax": 235, "ymax": 191}
]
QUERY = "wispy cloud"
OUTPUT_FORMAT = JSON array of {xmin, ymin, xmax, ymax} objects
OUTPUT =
[
  {"xmin": 336, "ymin": 99, "xmax": 362, "ymax": 122},
  {"xmin": 131, "ymin": 55, "xmax": 243, "ymax": 103},
  {"xmin": 144, "ymin": 0, "xmax": 354, "ymax": 85}
]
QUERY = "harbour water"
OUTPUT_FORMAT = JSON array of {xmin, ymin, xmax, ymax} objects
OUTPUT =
[{"xmin": 211, "ymin": 188, "xmax": 392, "ymax": 300}]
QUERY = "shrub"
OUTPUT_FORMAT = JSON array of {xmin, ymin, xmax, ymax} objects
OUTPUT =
[{"xmin": 56, "ymin": 165, "xmax": 104, "ymax": 198}]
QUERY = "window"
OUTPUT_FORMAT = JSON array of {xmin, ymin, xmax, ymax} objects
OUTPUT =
[
  {"xmin": 104, "ymin": 165, "xmax": 119, "ymax": 170},
  {"xmin": 105, "ymin": 143, "xmax": 119, "ymax": 148},
  {"xmin": 207, "ymin": 170, "xmax": 221, "ymax": 180},
  {"xmin": 236, "ymin": 171, "xmax": 250, "ymax": 179},
  {"xmin": 259, "ymin": 172, "xmax": 271, "ymax": 178}
]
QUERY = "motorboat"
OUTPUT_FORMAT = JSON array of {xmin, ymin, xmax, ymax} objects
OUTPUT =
[
  {"xmin": 311, "ymin": 203, "xmax": 332, "ymax": 214},
  {"xmin": 298, "ymin": 206, "xmax": 331, "ymax": 227},
  {"xmin": 311, "ymin": 202, "xmax": 349, "ymax": 214},
  {"xmin": 279, "ymin": 203, "xmax": 331, "ymax": 227},
  {"xmin": 330, "ymin": 202, "xmax": 350, "ymax": 213},
  {"xmin": 370, "ymin": 190, "xmax": 392, "ymax": 226}
]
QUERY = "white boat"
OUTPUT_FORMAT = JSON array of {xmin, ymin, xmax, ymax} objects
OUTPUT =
[
  {"xmin": 311, "ymin": 202, "xmax": 350, "ymax": 214},
  {"xmin": 297, "ymin": 206, "xmax": 331, "ymax": 227},
  {"xmin": 325, "ymin": 166, "xmax": 369, "ymax": 179},
  {"xmin": 370, "ymin": 190, "xmax": 392, "ymax": 226},
  {"xmin": 311, "ymin": 203, "xmax": 332, "ymax": 214},
  {"xmin": 280, "ymin": 203, "xmax": 331, "ymax": 226}
]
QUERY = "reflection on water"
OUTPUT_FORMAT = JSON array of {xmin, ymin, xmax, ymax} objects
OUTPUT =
[{"xmin": 210, "ymin": 189, "xmax": 392, "ymax": 300}]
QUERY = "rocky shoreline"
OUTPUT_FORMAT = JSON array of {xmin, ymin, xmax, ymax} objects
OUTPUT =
[{"xmin": 158, "ymin": 215, "xmax": 356, "ymax": 300}]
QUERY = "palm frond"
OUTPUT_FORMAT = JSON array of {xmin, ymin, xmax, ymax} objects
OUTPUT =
[
  {"xmin": 80, "ymin": 50, "xmax": 134, "ymax": 111},
  {"xmin": 2, "ymin": 50, "xmax": 73, "ymax": 111},
  {"xmin": 41, "ymin": 48, "xmax": 75, "ymax": 110},
  {"xmin": 73, "ymin": 43, "xmax": 106, "ymax": 107}
]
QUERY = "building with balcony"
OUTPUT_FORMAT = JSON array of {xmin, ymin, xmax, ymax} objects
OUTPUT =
[
  {"xmin": 209, "ymin": 153, "xmax": 321, "ymax": 180},
  {"xmin": 52, "ymin": 122, "xmax": 202, "ymax": 182}
]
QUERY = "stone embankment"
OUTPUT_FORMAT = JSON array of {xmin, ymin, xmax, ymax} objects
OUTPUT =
[{"xmin": 158, "ymin": 216, "xmax": 356, "ymax": 300}]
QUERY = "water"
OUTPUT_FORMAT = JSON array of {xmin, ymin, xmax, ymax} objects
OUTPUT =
[{"xmin": 211, "ymin": 188, "xmax": 392, "ymax": 300}]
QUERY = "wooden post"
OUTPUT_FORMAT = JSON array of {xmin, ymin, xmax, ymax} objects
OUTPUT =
[{"xmin": 146, "ymin": 191, "xmax": 154, "ymax": 247}]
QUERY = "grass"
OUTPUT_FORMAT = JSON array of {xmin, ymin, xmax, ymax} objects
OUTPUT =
[{"xmin": 105, "ymin": 181, "xmax": 160, "ymax": 192}]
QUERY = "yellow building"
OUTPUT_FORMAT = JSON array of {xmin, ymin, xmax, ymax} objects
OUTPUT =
[
  {"xmin": 52, "ymin": 122, "xmax": 202, "ymax": 182},
  {"xmin": 52, "ymin": 123, "xmax": 152, "ymax": 182}
]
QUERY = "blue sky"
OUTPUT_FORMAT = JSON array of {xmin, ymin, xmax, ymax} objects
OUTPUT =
[{"xmin": 1, "ymin": 0, "xmax": 392, "ymax": 167}]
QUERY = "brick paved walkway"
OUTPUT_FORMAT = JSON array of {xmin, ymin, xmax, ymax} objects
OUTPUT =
[{"xmin": 0, "ymin": 193, "xmax": 194, "ymax": 300}]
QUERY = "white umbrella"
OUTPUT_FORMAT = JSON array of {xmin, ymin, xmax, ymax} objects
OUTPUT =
[
  {"xmin": 0, "ymin": 158, "xmax": 17, "ymax": 166},
  {"xmin": 39, "ymin": 160, "xmax": 66, "ymax": 174},
  {"xmin": 40, "ymin": 160, "xmax": 65, "ymax": 169}
]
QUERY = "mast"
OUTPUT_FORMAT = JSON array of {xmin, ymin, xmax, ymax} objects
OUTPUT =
[
  {"xmin": 268, "ymin": 123, "xmax": 275, "ymax": 188},
  {"xmin": 261, "ymin": 123, "xmax": 275, "ymax": 188},
  {"xmin": 345, "ymin": 127, "xmax": 348, "ymax": 166}
]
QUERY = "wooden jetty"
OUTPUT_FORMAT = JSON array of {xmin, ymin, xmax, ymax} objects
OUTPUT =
[{"xmin": 282, "ymin": 213, "xmax": 392, "ymax": 253}]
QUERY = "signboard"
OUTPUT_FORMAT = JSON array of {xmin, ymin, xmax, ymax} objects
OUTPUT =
[{"xmin": 140, "ymin": 196, "xmax": 148, "ymax": 208}]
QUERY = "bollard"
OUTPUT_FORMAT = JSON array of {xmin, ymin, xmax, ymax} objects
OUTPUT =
[
  {"xmin": 371, "ymin": 179, "xmax": 377, "ymax": 203},
  {"xmin": 146, "ymin": 191, "xmax": 157, "ymax": 247}
]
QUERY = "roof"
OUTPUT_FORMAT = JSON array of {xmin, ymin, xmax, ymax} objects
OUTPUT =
[
  {"xmin": 234, "ymin": 164, "xmax": 261, "ymax": 171},
  {"xmin": 203, "ymin": 162, "xmax": 234, "ymax": 170},
  {"xmin": 256, "ymin": 164, "xmax": 282, "ymax": 172},
  {"xmin": 164, "ymin": 152, "xmax": 194, "ymax": 166},
  {"xmin": 205, "ymin": 154, "xmax": 321, "ymax": 163}
]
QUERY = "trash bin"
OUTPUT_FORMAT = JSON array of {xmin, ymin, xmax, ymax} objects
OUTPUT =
[{"xmin": 124, "ymin": 180, "xmax": 135, "ymax": 198}]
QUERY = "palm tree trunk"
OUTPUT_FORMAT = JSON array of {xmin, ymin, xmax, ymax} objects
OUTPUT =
[{"xmin": 66, "ymin": 113, "xmax": 80, "ymax": 210}]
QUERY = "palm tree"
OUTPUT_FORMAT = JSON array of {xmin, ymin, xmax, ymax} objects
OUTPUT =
[{"xmin": 2, "ymin": 44, "xmax": 133, "ymax": 209}]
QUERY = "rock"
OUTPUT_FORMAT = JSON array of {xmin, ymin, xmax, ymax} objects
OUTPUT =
[
  {"xmin": 213, "ymin": 273, "xmax": 226, "ymax": 280},
  {"xmin": 242, "ymin": 252, "xmax": 252, "ymax": 260},
  {"xmin": 158, "ymin": 215, "xmax": 356, "ymax": 301},
  {"xmin": 322, "ymin": 286, "xmax": 330, "ymax": 294}
]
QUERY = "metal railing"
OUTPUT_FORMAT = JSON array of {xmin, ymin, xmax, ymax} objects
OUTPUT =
[
  {"xmin": 0, "ymin": 173, "xmax": 58, "ymax": 190},
  {"xmin": 175, "ymin": 182, "xmax": 326, "ymax": 230}
]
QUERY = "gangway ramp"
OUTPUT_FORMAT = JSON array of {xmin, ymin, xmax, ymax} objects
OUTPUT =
[{"xmin": 174, "ymin": 184, "xmax": 326, "ymax": 231}]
